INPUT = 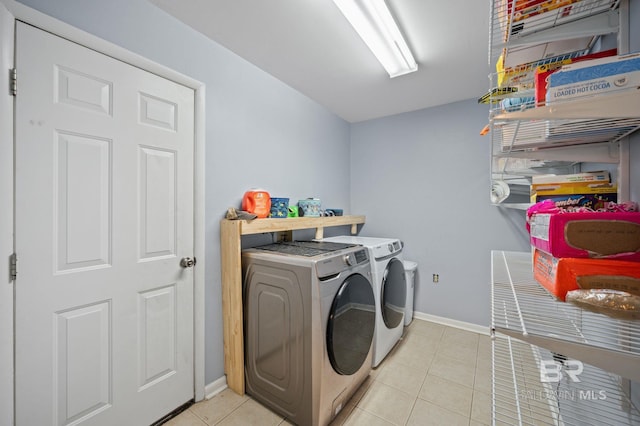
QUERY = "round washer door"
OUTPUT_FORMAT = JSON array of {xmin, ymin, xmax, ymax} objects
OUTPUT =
[
  {"xmin": 327, "ymin": 273, "xmax": 375, "ymax": 375},
  {"xmin": 381, "ymin": 257, "xmax": 407, "ymax": 329}
]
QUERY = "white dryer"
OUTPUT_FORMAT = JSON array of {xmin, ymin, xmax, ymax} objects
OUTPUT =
[{"xmin": 322, "ymin": 236, "xmax": 406, "ymax": 367}]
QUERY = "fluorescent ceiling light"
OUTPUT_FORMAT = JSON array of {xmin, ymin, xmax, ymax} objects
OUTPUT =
[{"xmin": 333, "ymin": 0, "xmax": 417, "ymax": 78}]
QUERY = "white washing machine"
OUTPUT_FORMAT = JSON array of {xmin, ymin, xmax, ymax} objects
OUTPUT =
[
  {"xmin": 322, "ymin": 236, "xmax": 406, "ymax": 367},
  {"xmin": 242, "ymin": 241, "xmax": 375, "ymax": 426}
]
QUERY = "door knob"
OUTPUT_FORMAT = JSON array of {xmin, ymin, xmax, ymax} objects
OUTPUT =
[{"xmin": 180, "ymin": 257, "xmax": 196, "ymax": 268}]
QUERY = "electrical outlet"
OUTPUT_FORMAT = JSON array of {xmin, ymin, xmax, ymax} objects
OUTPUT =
[{"xmin": 433, "ymin": 274, "xmax": 439, "ymax": 283}]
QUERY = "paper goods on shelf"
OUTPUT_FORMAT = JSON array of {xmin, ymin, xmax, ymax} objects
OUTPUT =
[
  {"xmin": 529, "ymin": 210, "xmax": 640, "ymax": 261},
  {"xmin": 532, "ymin": 249, "xmax": 640, "ymax": 301}
]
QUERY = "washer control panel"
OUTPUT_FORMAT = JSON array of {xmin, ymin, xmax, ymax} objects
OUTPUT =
[{"xmin": 316, "ymin": 248, "xmax": 369, "ymax": 279}]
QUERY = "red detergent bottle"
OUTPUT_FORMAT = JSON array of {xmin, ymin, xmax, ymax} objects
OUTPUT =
[{"xmin": 242, "ymin": 189, "xmax": 271, "ymax": 218}]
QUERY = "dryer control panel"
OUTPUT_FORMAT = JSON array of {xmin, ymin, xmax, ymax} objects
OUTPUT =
[{"xmin": 371, "ymin": 239, "xmax": 403, "ymax": 261}]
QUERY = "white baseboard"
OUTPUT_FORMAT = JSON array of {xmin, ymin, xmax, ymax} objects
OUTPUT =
[
  {"xmin": 412, "ymin": 311, "xmax": 491, "ymax": 336},
  {"xmin": 204, "ymin": 376, "xmax": 228, "ymax": 400}
]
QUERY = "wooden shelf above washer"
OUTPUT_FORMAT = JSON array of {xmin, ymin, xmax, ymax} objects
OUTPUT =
[{"xmin": 219, "ymin": 215, "xmax": 366, "ymax": 395}]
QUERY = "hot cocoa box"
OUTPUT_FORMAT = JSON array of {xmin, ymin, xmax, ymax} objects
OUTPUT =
[
  {"xmin": 529, "ymin": 210, "xmax": 640, "ymax": 261},
  {"xmin": 533, "ymin": 249, "xmax": 640, "ymax": 301},
  {"xmin": 546, "ymin": 52, "xmax": 640, "ymax": 102}
]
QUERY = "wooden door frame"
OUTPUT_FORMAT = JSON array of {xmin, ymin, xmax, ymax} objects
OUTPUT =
[{"xmin": 0, "ymin": 2, "xmax": 207, "ymax": 423}]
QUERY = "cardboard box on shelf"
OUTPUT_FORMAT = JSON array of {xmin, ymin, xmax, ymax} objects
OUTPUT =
[
  {"xmin": 534, "ymin": 49, "xmax": 617, "ymax": 105},
  {"xmin": 533, "ymin": 249, "xmax": 640, "ymax": 301},
  {"xmin": 533, "ymin": 193, "xmax": 618, "ymax": 210},
  {"xmin": 547, "ymin": 52, "xmax": 640, "ymax": 103},
  {"xmin": 531, "ymin": 182, "xmax": 617, "ymax": 209},
  {"xmin": 529, "ymin": 210, "xmax": 640, "ymax": 261},
  {"xmin": 535, "ymin": 66, "xmax": 559, "ymax": 105},
  {"xmin": 532, "ymin": 171, "xmax": 610, "ymax": 184}
]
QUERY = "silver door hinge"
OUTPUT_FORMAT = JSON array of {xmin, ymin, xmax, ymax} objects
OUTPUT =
[
  {"xmin": 9, "ymin": 253, "xmax": 17, "ymax": 281},
  {"xmin": 10, "ymin": 68, "xmax": 16, "ymax": 96}
]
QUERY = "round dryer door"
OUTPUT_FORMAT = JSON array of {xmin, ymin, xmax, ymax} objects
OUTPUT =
[
  {"xmin": 327, "ymin": 273, "xmax": 375, "ymax": 375},
  {"xmin": 381, "ymin": 257, "xmax": 407, "ymax": 329}
]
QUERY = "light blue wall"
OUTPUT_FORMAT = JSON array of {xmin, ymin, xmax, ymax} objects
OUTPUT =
[
  {"xmin": 15, "ymin": 0, "xmax": 352, "ymax": 385},
  {"xmin": 349, "ymin": 100, "xmax": 531, "ymax": 326}
]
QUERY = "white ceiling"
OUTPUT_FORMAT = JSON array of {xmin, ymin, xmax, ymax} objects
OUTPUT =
[{"xmin": 148, "ymin": 0, "xmax": 491, "ymax": 123}]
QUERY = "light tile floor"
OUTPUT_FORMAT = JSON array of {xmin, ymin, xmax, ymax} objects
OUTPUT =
[{"xmin": 165, "ymin": 319, "xmax": 492, "ymax": 426}]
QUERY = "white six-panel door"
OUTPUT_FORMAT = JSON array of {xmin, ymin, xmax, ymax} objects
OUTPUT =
[{"xmin": 14, "ymin": 22, "xmax": 195, "ymax": 425}]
